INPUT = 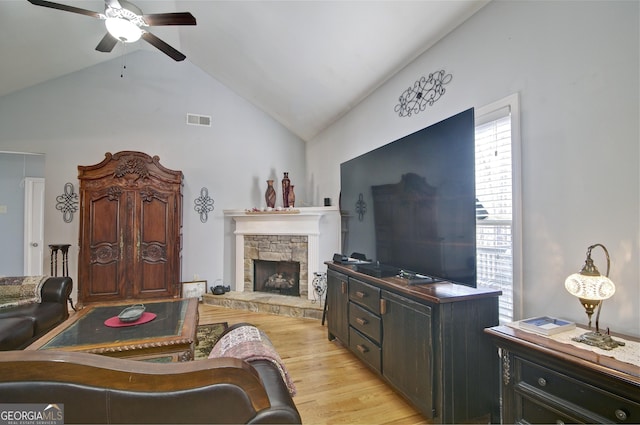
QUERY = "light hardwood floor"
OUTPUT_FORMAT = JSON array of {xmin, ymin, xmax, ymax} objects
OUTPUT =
[{"xmin": 199, "ymin": 303, "xmax": 428, "ymax": 424}]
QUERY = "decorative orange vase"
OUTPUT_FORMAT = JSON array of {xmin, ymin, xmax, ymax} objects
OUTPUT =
[{"xmin": 288, "ymin": 185, "xmax": 296, "ymax": 207}]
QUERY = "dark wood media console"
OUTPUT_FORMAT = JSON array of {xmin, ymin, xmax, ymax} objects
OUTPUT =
[{"xmin": 325, "ymin": 262, "xmax": 502, "ymax": 423}]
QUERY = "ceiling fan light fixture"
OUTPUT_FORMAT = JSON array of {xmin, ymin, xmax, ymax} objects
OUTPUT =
[{"xmin": 105, "ymin": 17, "xmax": 142, "ymax": 43}]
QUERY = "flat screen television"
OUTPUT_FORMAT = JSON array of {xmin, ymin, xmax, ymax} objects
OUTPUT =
[{"xmin": 340, "ymin": 108, "xmax": 476, "ymax": 287}]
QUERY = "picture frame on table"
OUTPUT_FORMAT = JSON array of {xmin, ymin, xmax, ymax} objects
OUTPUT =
[
  {"xmin": 181, "ymin": 280, "xmax": 207, "ymax": 301},
  {"xmin": 517, "ymin": 316, "xmax": 576, "ymax": 336}
]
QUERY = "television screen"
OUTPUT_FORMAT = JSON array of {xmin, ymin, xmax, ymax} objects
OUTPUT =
[{"xmin": 340, "ymin": 108, "xmax": 476, "ymax": 287}]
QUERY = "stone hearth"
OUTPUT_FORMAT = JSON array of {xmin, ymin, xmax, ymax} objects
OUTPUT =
[{"xmin": 202, "ymin": 291, "xmax": 323, "ymax": 320}]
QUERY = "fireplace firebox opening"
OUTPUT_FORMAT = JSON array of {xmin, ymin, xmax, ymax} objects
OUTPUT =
[{"xmin": 254, "ymin": 260, "xmax": 300, "ymax": 296}]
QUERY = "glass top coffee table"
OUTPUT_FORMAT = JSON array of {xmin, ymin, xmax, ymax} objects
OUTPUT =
[{"xmin": 27, "ymin": 298, "xmax": 199, "ymax": 362}]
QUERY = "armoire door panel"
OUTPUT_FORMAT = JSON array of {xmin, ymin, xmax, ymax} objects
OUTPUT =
[
  {"xmin": 139, "ymin": 263, "xmax": 169, "ymax": 293},
  {"xmin": 81, "ymin": 190, "xmax": 127, "ymax": 302},
  {"xmin": 135, "ymin": 190, "xmax": 176, "ymax": 298},
  {"xmin": 89, "ymin": 197, "xmax": 120, "ymax": 244},
  {"xmin": 140, "ymin": 189, "xmax": 171, "ymax": 242},
  {"xmin": 87, "ymin": 261, "xmax": 120, "ymax": 296}
]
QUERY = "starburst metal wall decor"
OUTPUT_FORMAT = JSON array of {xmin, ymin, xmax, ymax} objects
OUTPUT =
[
  {"xmin": 56, "ymin": 182, "xmax": 79, "ymax": 223},
  {"xmin": 194, "ymin": 187, "xmax": 214, "ymax": 223},
  {"xmin": 394, "ymin": 70, "xmax": 453, "ymax": 117}
]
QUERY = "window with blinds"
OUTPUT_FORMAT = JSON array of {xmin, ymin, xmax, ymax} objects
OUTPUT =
[{"xmin": 475, "ymin": 98, "xmax": 518, "ymax": 324}]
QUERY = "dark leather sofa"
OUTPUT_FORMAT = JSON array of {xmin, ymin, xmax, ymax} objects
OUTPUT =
[
  {"xmin": 0, "ymin": 350, "xmax": 302, "ymax": 424},
  {"xmin": 0, "ymin": 276, "xmax": 72, "ymax": 350}
]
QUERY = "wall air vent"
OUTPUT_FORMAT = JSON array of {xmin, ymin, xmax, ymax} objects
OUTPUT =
[{"xmin": 186, "ymin": 113, "xmax": 212, "ymax": 127}]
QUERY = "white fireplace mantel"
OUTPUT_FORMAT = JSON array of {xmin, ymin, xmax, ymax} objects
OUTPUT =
[{"xmin": 224, "ymin": 207, "xmax": 341, "ymax": 299}]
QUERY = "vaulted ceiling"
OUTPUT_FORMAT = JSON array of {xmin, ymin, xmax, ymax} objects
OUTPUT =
[{"xmin": 0, "ymin": 0, "xmax": 488, "ymax": 141}]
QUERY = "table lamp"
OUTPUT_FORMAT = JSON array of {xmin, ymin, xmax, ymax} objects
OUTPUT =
[{"xmin": 564, "ymin": 243, "xmax": 624, "ymax": 350}]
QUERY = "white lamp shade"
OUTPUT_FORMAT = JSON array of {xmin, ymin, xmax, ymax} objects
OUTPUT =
[
  {"xmin": 564, "ymin": 273, "xmax": 616, "ymax": 300},
  {"xmin": 105, "ymin": 17, "xmax": 142, "ymax": 43}
]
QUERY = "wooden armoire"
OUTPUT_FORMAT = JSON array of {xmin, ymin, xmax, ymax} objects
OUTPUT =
[{"xmin": 77, "ymin": 151, "xmax": 183, "ymax": 305}]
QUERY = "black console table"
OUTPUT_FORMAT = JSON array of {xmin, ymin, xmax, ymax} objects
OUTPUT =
[
  {"xmin": 485, "ymin": 325, "xmax": 640, "ymax": 424},
  {"xmin": 326, "ymin": 262, "xmax": 502, "ymax": 423}
]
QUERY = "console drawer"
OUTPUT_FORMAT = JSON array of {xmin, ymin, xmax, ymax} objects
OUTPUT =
[
  {"xmin": 349, "ymin": 302, "xmax": 381, "ymax": 343},
  {"xmin": 518, "ymin": 358, "xmax": 640, "ymax": 423},
  {"xmin": 349, "ymin": 278, "xmax": 380, "ymax": 314},
  {"xmin": 349, "ymin": 327, "xmax": 381, "ymax": 373},
  {"xmin": 517, "ymin": 393, "xmax": 582, "ymax": 424}
]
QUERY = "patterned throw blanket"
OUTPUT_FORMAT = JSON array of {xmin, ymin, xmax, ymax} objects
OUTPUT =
[
  {"xmin": 208, "ymin": 323, "xmax": 296, "ymax": 396},
  {"xmin": 0, "ymin": 276, "xmax": 48, "ymax": 309}
]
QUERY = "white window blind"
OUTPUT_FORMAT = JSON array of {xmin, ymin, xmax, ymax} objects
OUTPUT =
[{"xmin": 476, "ymin": 107, "xmax": 514, "ymax": 324}]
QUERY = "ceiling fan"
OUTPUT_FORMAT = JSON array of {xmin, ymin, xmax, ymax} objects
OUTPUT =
[{"xmin": 27, "ymin": 0, "xmax": 196, "ymax": 61}]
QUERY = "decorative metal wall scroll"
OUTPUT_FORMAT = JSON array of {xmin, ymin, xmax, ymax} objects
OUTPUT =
[
  {"xmin": 312, "ymin": 272, "xmax": 327, "ymax": 305},
  {"xmin": 55, "ymin": 182, "xmax": 79, "ymax": 223},
  {"xmin": 502, "ymin": 349, "xmax": 511, "ymax": 385},
  {"xmin": 355, "ymin": 193, "xmax": 367, "ymax": 222},
  {"xmin": 394, "ymin": 70, "xmax": 453, "ymax": 117},
  {"xmin": 194, "ymin": 187, "xmax": 214, "ymax": 223}
]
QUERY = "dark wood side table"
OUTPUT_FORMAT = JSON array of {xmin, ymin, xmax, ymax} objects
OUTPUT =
[
  {"xmin": 49, "ymin": 243, "xmax": 76, "ymax": 311},
  {"xmin": 49, "ymin": 243, "xmax": 71, "ymax": 277},
  {"xmin": 485, "ymin": 325, "xmax": 640, "ymax": 424}
]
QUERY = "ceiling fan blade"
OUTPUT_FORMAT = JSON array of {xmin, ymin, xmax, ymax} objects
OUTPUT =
[
  {"xmin": 142, "ymin": 12, "xmax": 196, "ymax": 26},
  {"xmin": 141, "ymin": 32, "xmax": 186, "ymax": 61},
  {"xmin": 27, "ymin": 0, "xmax": 103, "ymax": 19},
  {"xmin": 95, "ymin": 32, "xmax": 119, "ymax": 52}
]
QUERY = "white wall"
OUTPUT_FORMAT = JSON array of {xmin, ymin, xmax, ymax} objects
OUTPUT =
[
  {"xmin": 0, "ymin": 50, "xmax": 307, "ymax": 299},
  {"xmin": 0, "ymin": 153, "xmax": 45, "ymax": 275},
  {"xmin": 307, "ymin": 1, "xmax": 640, "ymax": 336}
]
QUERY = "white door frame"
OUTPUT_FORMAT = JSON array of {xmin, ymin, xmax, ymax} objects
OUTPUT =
[{"xmin": 24, "ymin": 177, "xmax": 45, "ymax": 275}]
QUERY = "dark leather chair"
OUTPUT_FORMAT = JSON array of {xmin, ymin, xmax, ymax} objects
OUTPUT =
[
  {"xmin": 0, "ymin": 350, "xmax": 302, "ymax": 424},
  {"xmin": 0, "ymin": 276, "xmax": 72, "ymax": 350}
]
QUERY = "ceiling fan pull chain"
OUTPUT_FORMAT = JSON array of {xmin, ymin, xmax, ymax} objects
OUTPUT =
[{"xmin": 120, "ymin": 43, "xmax": 127, "ymax": 78}]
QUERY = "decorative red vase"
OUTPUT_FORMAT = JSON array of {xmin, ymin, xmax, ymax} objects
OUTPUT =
[
  {"xmin": 265, "ymin": 180, "xmax": 276, "ymax": 208},
  {"xmin": 282, "ymin": 172, "xmax": 291, "ymax": 207}
]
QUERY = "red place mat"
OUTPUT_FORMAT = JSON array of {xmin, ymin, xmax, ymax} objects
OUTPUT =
[{"xmin": 104, "ymin": 312, "xmax": 157, "ymax": 328}]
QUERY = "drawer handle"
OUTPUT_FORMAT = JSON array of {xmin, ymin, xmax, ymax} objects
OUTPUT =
[
  {"xmin": 615, "ymin": 409, "xmax": 628, "ymax": 421},
  {"xmin": 356, "ymin": 317, "xmax": 368, "ymax": 326},
  {"xmin": 341, "ymin": 281, "xmax": 347, "ymax": 294},
  {"xmin": 356, "ymin": 344, "xmax": 369, "ymax": 354},
  {"xmin": 537, "ymin": 377, "xmax": 547, "ymax": 387},
  {"xmin": 355, "ymin": 291, "xmax": 367, "ymax": 299}
]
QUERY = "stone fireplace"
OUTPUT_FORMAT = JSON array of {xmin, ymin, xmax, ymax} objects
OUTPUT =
[
  {"xmin": 253, "ymin": 259, "xmax": 301, "ymax": 296},
  {"xmin": 225, "ymin": 207, "xmax": 341, "ymax": 301},
  {"xmin": 246, "ymin": 235, "xmax": 306, "ymax": 297}
]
